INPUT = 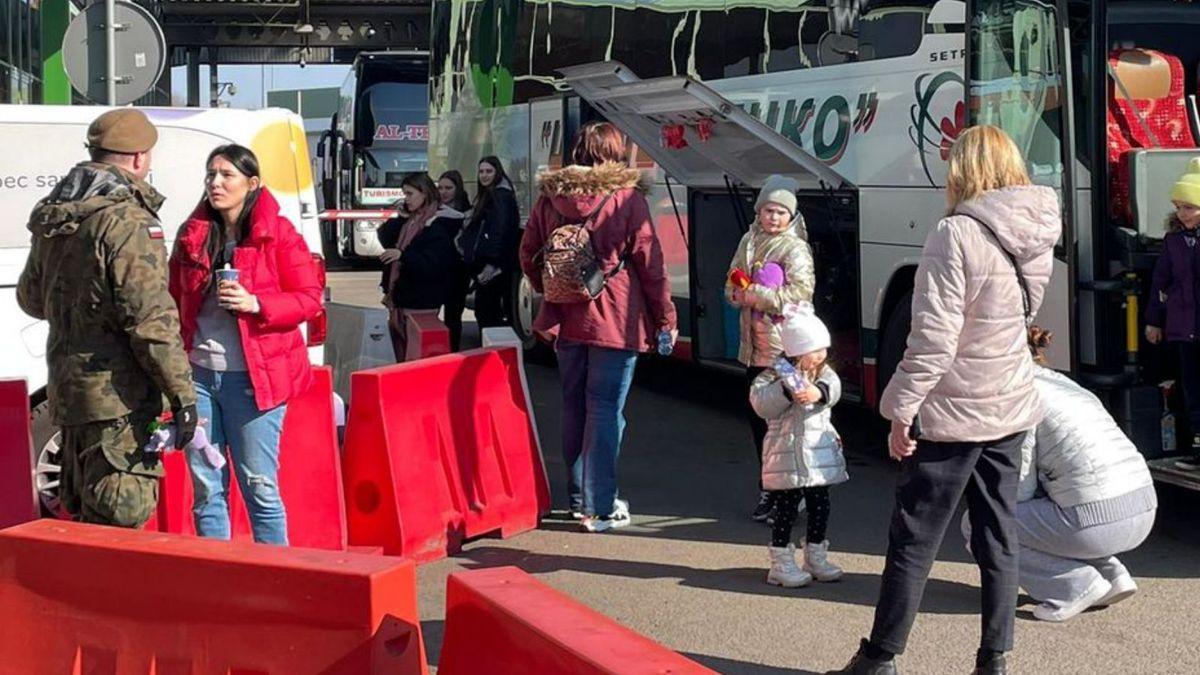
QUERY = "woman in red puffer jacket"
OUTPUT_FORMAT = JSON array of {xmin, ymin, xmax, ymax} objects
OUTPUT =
[{"xmin": 169, "ymin": 143, "xmax": 322, "ymax": 545}]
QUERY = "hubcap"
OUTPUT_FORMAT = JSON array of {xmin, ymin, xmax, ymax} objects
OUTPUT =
[{"xmin": 34, "ymin": 431, "xmax": 69, "ymax": 519}]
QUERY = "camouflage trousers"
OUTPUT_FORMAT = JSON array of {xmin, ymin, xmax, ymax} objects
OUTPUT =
[{"xmin": 59, "ymin": 409, "xmax": 164, "ymax": 528}]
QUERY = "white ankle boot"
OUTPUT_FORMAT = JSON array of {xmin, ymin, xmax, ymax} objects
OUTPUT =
[
  {"xmin": 803, "ymin": 540, "xmax": 844, "ymax": 581},
  {"xmin": 767, "ymin": 544, "xmax": 812, "ymax": 588}
]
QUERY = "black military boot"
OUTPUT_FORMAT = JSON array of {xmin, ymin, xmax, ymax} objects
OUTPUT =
[
  {"xmin": 972, "ymin": 651, "xmax": 1007, "ymax": 675},
  {"xmin": 826, "ymin": 639, "xmax": 899, "ymax": 675}
]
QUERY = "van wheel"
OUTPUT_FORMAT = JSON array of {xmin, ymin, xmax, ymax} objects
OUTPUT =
[
  {"xmin": 30, "ymin": 399, "xmax": 70, "ymax": 519},
  {"xmin": 510, "ymin": 273, "xmax": 540, "ymax": 351},
  {"xmin": 877, "ymin": 289, "xmax": 913, "ymax": 408}
]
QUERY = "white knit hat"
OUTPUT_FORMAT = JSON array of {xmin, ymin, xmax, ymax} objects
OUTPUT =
[
  {"xmin": 754, "ymin": 174, "xmax": 800, "ymax": 217},
  {"xmin": 780, "ymin": 303, "xmax": 831, "ymax": 357}
]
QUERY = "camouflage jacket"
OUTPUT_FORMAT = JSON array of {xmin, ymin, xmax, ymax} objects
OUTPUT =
[{"xmin": 17, "ymin": 162, "xmax": 196, "ymax": 426}]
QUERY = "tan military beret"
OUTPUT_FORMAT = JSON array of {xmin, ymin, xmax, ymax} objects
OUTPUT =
[{"xmin": 86, "ymin": 109, "xmax": 158, "ymax": 154}]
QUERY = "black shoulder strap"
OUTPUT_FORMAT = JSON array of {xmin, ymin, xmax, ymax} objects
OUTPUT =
[{"xmin": 967, "ymin": 215, "xmax": 1033, "ymax": 325}]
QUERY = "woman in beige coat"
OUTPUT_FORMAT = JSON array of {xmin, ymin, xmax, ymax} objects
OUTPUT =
[
  {"xmin": 726, "ymin": 174, "xmax": 816, "ymax": 522},
  {"xmin": 830, "ymin": 126, "xmax": 1061, "ymax": 675}
]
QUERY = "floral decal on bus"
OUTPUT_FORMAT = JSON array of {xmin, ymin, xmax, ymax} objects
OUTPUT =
[{"xmin": 909, "ymin": 70, "xmax": 964, "ymax": 185}]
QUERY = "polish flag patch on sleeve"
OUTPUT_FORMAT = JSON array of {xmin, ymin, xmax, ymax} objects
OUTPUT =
[{"xmin": 146, "ymin": 223, "xmax": 164, "ymax": 239}]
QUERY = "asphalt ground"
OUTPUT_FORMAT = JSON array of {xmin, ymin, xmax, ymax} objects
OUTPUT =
[{"xmin": 330, "ymin": 272, "xmax": 1200, "ymax": 675}]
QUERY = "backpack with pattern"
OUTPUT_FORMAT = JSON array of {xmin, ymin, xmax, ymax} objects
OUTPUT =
[{"xmin": 537, "ymin": 193, "xmax": 620, "ymax": 303}]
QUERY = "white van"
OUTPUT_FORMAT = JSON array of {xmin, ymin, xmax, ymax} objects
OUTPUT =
[{"xmin": 0, "ymin": 104, "xmax": 328, "ymax": 514}]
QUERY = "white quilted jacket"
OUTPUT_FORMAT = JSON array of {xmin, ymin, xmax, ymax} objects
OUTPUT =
[{"xmin": 750, "ymin": 365, "xmax": 848, "ymax": 490}]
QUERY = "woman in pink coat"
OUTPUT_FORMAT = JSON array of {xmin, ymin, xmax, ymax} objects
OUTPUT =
[{"xmin": 830, "ymin": 126, "xmax": 1061, "ymax": 675}]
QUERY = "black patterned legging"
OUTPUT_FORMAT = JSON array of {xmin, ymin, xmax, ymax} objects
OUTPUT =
[{"xmin": 768, "ymin": 486, "xmax": 831, "ymax": 548}]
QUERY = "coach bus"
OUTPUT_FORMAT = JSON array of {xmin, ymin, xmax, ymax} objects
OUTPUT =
[{"xmin": 428, "ymin": 0, "xmax": 1200, "ymax": 480}]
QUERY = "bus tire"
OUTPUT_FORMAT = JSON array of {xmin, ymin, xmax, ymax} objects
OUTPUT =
[
  {"xmin": 29, "ymin": 398, "xmax": 70, "ymax": 520},
  {"xmin": 877, "ymin": 288, "xmax": 913, "ymax": 410},
  {"xmin": 509, "ymin": 273, "xmax": 552, "ymax": 363}
]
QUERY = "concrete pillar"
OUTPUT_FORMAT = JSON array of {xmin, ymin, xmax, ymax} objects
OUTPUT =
[
  {"xmin": 208, "ymin": 48, "xmax": 219, "ymax": 107},
  {"xmin": 186, "ymin": 48, "xmax": 200, "ymax": 107}
]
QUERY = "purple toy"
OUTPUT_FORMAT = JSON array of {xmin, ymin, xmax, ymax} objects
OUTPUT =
[{"xmin": 752, "ymin": 262, "xmax": 787, "ymax": 323}]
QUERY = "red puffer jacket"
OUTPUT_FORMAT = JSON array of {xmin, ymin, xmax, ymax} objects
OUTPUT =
[{"xmin": 169, "ymin": 188, "xmax": 323, "ymax": 411}]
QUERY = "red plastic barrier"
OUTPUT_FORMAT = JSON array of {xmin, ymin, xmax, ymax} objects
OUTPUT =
[
  {"xmin": 146, "ymin": 366, "xmax": 348, "ymax": 550},
  {"xmin": 439, "ymin": 567, "xmax": 716, "ymax": 675},
  {"xmin": 0, "ymin": 519, "xmax": 427, "ymax": 674},
  {"xmin": 342, "ymin": 347, "xmax": 550, "ymax": 561},
  {"xmin": 0, "ymin": 380, "xmax": 37, "ymax": 530},
  {"xmin": 405, "ymin": 310, "xmax": 451, "ymax": 361}
]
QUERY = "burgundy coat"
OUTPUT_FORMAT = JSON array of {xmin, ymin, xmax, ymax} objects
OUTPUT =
[
  {"xmin": 170, "ymin": 188, "xmax": 323, "ymax": 410},
  {"xmin": 518, "ymin": 163, "xmax": 677, "ymax": 353},
  {"xmin": 1147, "ymin": 229, "xmax": 1200, "ymax": 342}
]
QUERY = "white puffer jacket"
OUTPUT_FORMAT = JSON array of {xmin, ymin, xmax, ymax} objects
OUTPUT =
[
  {"xmin": 1018, "ymin": 367, "xmax": 1155, "ymax": 510},
  {"xmin": 880, "ymin": 186, "xmax": 1062, "ymax": 442},
  {"xmin": 750, "ymin": 365, "xmax": 848, "ymax": 490}
]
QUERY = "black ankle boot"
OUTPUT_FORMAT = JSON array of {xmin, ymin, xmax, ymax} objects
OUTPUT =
[
  {"xmin": 972, "ymin": 651, "xmax": 1007, "ymax": 675},
  {"xmin": 826, "ymin": 639, "xmax": 899, "ymax": 675}
]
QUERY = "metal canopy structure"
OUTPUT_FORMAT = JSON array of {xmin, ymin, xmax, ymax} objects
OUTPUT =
[{"xmin": 153, "ymin": 0, "xmax": 430, "ymax": 58}]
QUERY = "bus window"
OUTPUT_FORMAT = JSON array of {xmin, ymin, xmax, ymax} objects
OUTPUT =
[
  {"xmin": 357, "ymin": 81, "xmax": 429, "ymax": 189},
  {"xmin": 968, "ymin": 0, "xmax": 1066, "ymax": 188}
]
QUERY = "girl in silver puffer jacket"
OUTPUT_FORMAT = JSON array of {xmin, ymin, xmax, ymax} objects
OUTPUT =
[{"xmin": 750, "ymin": 304, "xmax": 848, "ymax": 588}]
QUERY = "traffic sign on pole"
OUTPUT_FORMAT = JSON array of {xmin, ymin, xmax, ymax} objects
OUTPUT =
[{"xmin": 62, "ymin": 0, "xmax": 166, "ymax": 106}]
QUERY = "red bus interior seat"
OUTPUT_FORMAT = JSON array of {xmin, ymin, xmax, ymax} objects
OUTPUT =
[{"xmin": 1107, "ymin": 48, "xmax": 1195, "ymax": 223}]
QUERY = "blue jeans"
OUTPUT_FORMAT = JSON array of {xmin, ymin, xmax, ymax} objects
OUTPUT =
[
  {"xmin": 190, "ymin": 366, "xmax": 289, "ymax": 545},
  {"xmin": 555, "ymin": 340, "xmax": 638, "ymax": 517}
]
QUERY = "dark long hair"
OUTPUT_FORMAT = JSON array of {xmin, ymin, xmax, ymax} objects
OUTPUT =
[
  {"xmin": 203, "ymin": 144, "xmax": 261, "ymax": 289},
  {"xmin": 438, "ymin": 170, "xmax": 471, "ymax": 212},
  {"xmin": 469, "ymin": 156, "xmax": 510, "ymax": 228}
]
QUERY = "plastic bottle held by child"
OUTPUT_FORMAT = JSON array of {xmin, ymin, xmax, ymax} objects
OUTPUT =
[
  {"xmin": 657, "ymin": 329, "xmax": 674, "ymax": 356},
  {"xmin": 1161, "ymin": 382, "xmax": 1177, "ymax": 454},
  {"xmin": 775, "ymin": 356, "xmax": 814, "ymax": 411}
]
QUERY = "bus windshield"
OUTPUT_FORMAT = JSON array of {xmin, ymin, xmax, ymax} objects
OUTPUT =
[{"xmin": 357, "ymin": 81, "xmax": 429, "ymax": 193}]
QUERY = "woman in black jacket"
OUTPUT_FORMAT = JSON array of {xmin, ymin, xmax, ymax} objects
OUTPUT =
[
  {"xmin": 458, "ymin": 156, "xmax": 521, "ymax": 329},
  {"xmin": 377, "ymin": 172, "xmax": 464, "ymax": 360}
]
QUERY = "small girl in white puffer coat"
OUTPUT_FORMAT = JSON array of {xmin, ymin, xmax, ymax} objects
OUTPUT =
[{"xmin": 750, "ymin": 303, "xmax": 849, "ymax": 588}]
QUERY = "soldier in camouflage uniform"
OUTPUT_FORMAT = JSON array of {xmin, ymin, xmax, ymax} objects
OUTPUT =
[{"xmin": 17, "ymin": 109, "xmax": 197, "ymax": 528}]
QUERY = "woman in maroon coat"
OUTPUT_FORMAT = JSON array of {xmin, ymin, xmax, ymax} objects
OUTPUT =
[{"xmin": 519, "ymin": 122, "xmax": 677, "ymax": 533}]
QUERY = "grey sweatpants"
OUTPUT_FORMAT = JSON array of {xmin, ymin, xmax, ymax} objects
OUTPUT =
[{"xmin": 962, "ymin": 497, "xmax": 1155, "ymax": 607}]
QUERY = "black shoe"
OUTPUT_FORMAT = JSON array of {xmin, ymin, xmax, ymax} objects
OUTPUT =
[
  {"xmin": 752, "ymin": 491, "xmax": 774, "ymax": 522},
  {"xmin": 827, "ymin": 640, "xmax": 899, "ymax": 675},
  {"xmin": 972, "ymin": 652, "xmax": 1007, "ymax": 675},
  {"xmin": 1174, "ymin": 454, "xmax": 1200, "ymax": 471}
]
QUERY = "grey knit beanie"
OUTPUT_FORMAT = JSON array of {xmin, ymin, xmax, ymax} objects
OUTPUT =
[{"xmin": 753, "ymin": 174, "xmax": 800, "ymax": 217}]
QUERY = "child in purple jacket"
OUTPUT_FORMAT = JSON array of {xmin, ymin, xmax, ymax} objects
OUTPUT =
[{"xmin": 1145, "ymin": 158, "xmax": 1200, "ymax": 470}]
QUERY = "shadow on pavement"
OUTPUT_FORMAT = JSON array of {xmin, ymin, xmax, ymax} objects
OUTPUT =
[
  {"xmin": 683, "ymin": 653, "xmax": 821, "ymax": 675},
  {"xmin": 455, "ymin": 546, "xmax": 981, "ymax": 614}
]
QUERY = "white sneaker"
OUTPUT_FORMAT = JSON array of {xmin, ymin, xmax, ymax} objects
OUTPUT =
[
  {"xmin": 802, "ymin": 540, "xmax": 844, "ymax": 582},
  {"xmin": 581, "ymin": 515, "xmax": 630, "ymax": 533},
  {"xmin": 612, "ymin": 498, "xmax": 630, "ymax": 520},
  {"xmin": 1032, "ymin": 576, "xmax": 1112, "ymax": 622},
  {"xmin": 767, "ymin": 544, "xmax": 812, "ymax": 588},
  {"xmin": 1095, "ymin": 573, "xmax": 1138, "ymax": 607}
]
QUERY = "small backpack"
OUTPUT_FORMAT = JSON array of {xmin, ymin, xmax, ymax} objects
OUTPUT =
[{"xmin": 537, "ymin": 193, "xmax": 620, "ymax": 303}]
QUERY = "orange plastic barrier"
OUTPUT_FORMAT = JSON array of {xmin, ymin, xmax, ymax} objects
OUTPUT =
[
  {"xmin": 0, "ymin": 380, "xmax": 37, "ymax": 530},
  {"xmin": 405, "ymin": 310, "xmax": 451, "ymax": 361},
  {"xmin": 438, "ymin": 567, "xmax": 716, "ymax": 675},
  {"xmin": 146, "ymin": 366, "xmax": 348, "ymax": 550},
  {"xmin": 342, "ymin": 347, "xmax": 550, "ymax": 561},
  {"xmin": 0, "ymin": 519, "xmax": 427, "ymax": 674}
]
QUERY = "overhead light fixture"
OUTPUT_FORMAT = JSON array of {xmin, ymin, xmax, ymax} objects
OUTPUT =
[{"xmin": 294, "ymin": 23, "xmax": 315, "ymax": 34}]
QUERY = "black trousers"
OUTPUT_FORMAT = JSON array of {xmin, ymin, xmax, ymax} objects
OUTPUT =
[
  {"xmin": 443, "ymin": 268, "xmax": 471, "ymax": 352},
  {"xmin": 474, "ymin": 268, "xmax": 511, "ymax": 329},
  {"xmin": 745, "ymin": 366, "xmax": 769, "ymax": 490},
  {"xmin": 869, "ymin": 432, "xmax": 1022, "ymax": 655}
]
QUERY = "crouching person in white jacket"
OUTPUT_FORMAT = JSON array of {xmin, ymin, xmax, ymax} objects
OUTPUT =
[
  {"xmin": 963, "ymin": 327, "xmax": 1158, "ymax": 622},
  {"xmin": 750, "ymin": 303, "xmax": 849, "ymax": 588}
]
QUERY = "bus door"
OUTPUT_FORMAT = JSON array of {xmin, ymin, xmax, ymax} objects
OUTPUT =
[
  {"xmin": 560, "ymin": 61, "xmax": 853, "ymax": 370},
  {"xmin": 966, "ymin": 0, "xmax": 1077, "ymax": 371}
]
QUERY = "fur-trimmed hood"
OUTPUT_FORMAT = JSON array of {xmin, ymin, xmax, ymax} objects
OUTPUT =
[{"xmin": 537, "ymin": 163, "xmax": 650, "ymax": 222}]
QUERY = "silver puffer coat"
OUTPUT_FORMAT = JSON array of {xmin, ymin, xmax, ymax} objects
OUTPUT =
[
  {"xmin": 1018, "ymin": 367, "xmax": 1155, "ymax": 509},
  {"xmin": 750, "ymin": 365, "xmax": 848, "ymax": 490}
]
